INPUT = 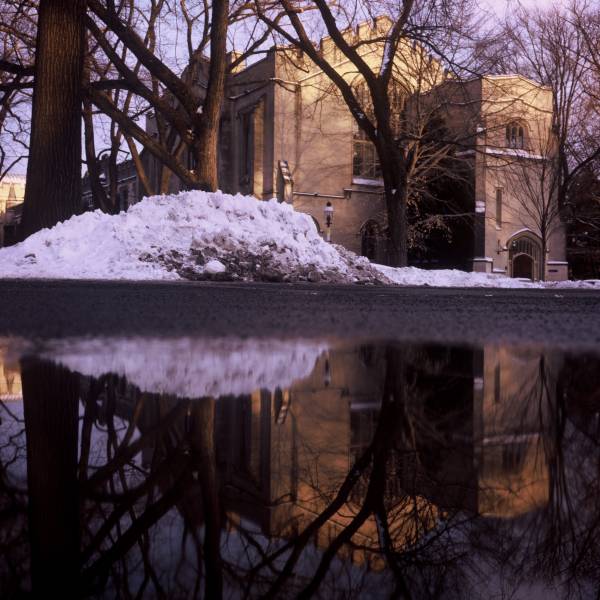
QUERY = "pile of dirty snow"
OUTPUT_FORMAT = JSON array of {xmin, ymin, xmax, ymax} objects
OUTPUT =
[
  {"xmin": 0, "ymin": 191, "xmax": 385, "ymax": 284},
  {"xmin": 1, "ymin": 190, "xmax": 598, "ymax": 289}
]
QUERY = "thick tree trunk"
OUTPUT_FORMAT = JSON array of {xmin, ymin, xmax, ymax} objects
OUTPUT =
[
  {"xmin": 386, "ymin": 185, "xmax": 408, "ymax": 267},
  {"xmin": 194, "ymin": 0, "xmax": 229, "ymax": 192},
  {"xmin": 22, "ymin": 357, "xmax": 80, "ymax": 596},
  {"xmin": 21, "ymin": 0, "xmax": 86, "ymax": 238}
]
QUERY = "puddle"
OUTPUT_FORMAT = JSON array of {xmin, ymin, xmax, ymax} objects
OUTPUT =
[{"xmin": 1, "ymin": 337, "xmax": 599, "ymax": 598}]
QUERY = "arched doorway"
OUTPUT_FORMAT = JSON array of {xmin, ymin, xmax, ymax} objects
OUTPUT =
[
  {"xmin": 360, "ymin": 220, "xmax": 380, "ymax": 261},
  {"xmin": 508, "ymin": 232, "xmax": 543, "ymax": 280},
  {"xmin": 512, "ymin": 254, "xmax": 534, "ymax": 279}
]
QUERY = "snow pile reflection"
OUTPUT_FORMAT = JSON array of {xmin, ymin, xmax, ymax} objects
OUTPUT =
[{"xmin": 38, "ymin": 337, "xmax": 328, "ymax": 397}]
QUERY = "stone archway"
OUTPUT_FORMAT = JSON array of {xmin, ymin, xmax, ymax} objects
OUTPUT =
[
  {"xmin": 508, "ymin": 232, "xmax": 543, "ymax": 280},
  {"xmin": 360, "ymin": 220, "xmax": 381, "ymax": 261},
  {"xmin": 512, "ymin": 253, "xmax": 534, "ymax": 279}
]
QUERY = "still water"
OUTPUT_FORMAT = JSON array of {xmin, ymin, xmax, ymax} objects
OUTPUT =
[{"xmin": 0, "ymin": 336, "xmax": 599, "ymax": 599}]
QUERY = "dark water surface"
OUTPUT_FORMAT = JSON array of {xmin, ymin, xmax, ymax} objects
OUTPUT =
[{"xmin": 1, "ymin": 336, "xmax": 599, "ymax": 599}]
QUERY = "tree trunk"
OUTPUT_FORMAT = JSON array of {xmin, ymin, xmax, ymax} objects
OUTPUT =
[
  {"xmin": 194, "ymin": 0, "xmax": 229, "ymax": 192},
  {"xmin": 83, "ymin": 98, "xmax": 110, "ymax": 212},
  {"xmin": 386, "ymin": 185, "xmax": 408, "ymax": 267},
  {"xmin": 22, "ymin": 357, "xmax": 80, "ymax": 597},
  {"xmin": 189, "ymin": 398, "xmax": 223, "ymax": 599},
  {"xmin": 21, "ymin": 0, "xmax": 86, "ymax": 238},
  {"xmin": 541, "ymin": 237, "xmax": 548, "ymax": 282}
]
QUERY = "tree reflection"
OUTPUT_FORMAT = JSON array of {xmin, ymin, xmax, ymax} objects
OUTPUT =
[
  {"xmin": 0, "ymin": 341, "xmax": 598, "ymax": 598},
  {"xmin": 22, "ymin": 357, "xmax": 80, "ymax": 596}
]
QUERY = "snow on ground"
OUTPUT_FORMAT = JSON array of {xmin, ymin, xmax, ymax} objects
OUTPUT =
[
  {"xmin": 373, "ymin": 264, "xmax": 600, "ymax": 289},
  {"xmin": 38, "ymin": 337, "xmax": 328, "ymax": 398},
  {"xmin": 0, "ymin": 190, "xmax": 598, "ymax": 288}
]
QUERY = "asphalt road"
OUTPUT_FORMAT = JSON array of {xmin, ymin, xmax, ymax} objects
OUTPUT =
[{"xmin": 1, "ymin": 279, "xmax": 599, "ymax": 350}]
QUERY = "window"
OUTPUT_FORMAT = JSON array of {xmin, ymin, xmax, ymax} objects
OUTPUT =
[
  {"xmin": 351, "ymin": 81, "xmax": 404, "ymax": 181},
  {"xmin": 505, "ymin": 123, "xmax": 525, "ymax": 149},
  {"xmin": 239, "ymin": 111, "xmax": 253, "ymax": 184},
  {"xmin": 495, "ymin": 188, "xmax": 503, "ymax": 227},
  {"xmin": 353, "ymin": 129, "xmax": 381, "ymax": 179},
  {"xmin": 187, "ymin": 147, "xmax": 197, "ymax": 172}
]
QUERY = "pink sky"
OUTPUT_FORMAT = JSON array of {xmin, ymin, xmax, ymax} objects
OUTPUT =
[{"xmin": 480, "ymin": 0, "xmax": 555, "ymax": 15}]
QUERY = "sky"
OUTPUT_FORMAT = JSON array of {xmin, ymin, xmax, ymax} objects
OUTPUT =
[
  {"xmin": 480, "ymin": 0, "xmax": 557, "ymax": 16},
  {"xmin": 2, "ymin": 0, "xmax": 561, "ymax": 177}
]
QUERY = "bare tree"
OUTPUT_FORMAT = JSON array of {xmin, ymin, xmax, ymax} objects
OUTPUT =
[
  {"xmin": 493, "ymin": 0, "xmax": 600, "ymax": 213},
  {"xmin": 20, "ymin": 0, "xmax": 86, "ymax": 237},
  {"xmin": 253, "ymin": 0, "xmax": 480, "ymax": 266},
  {"xmin": 0, "ymin": 0, "xmax": 35, "ymax": 181},
  {"xmin": 83, "ymin": 0, "xmax": 261, "ymax": 198}
]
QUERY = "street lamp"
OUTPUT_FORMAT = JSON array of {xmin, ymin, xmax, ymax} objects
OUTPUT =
[{"xmin": 324, "ymin": 201, "xmax": 334, "ymax": 242}]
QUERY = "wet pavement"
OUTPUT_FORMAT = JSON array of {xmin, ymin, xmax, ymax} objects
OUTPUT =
[
  {"xmin": 1, "ymin": 279, "xmax": 600, "ymax": 348},
  {"xmin": 0, "ymin": 281, "xmax": 599, "ymax": 598}
]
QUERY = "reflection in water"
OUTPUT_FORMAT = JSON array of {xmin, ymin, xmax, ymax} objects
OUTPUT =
[{"xmin": 0, "ymin": 338, "xmax": 599, "ymax": 598}]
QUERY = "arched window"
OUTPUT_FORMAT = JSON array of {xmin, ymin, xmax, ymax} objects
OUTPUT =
[{"xmin": 506, "ymin": 123, "xmax": 525, "ymax": 149}]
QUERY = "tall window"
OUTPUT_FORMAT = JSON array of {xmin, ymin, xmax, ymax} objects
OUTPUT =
[
  {"xmin": 351, "ymin": 81, "xmax": 403, "ymax": 181},
  {"xmin": 495, "ymin": 188, "xmax": 503, "ymax": 227},
  {"xmin": 353, "ymin": 129, "xmax": 381, "ymax": 179},
  {"xmin": 506, "ymin": 123, "xmax": 525, "ymax": 149},
  {"xmin": 239, "ymin": 111, "xmax": 253, "ymax": 184}
]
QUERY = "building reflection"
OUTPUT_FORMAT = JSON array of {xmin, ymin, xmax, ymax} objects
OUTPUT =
[
  {"xmin": 211, "ymin": 343, "xmax": 558, "ymax": 566},
  {"xmin": 0, "ymin": 340, "xmax": 22, "ymax": 402},
  {"xmin": 475, "ymin": 346, "xmax": 555, "ymax": 518}
]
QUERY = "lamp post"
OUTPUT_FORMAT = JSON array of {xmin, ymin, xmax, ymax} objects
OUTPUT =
[{"xmin": 324, "ymin": 201, "xmax": 334, "ymax": 243}]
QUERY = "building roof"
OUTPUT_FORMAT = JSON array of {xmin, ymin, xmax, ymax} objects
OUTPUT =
[{"xmin": 462, "ymin": 73, "xmax": 552, "ymax": 92}]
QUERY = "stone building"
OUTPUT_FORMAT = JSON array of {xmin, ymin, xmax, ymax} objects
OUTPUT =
[
  {"xmin": 141, "ymin": 19, "xmax": 568, "ymax": 280},
  {"xmin": 438, "ymin": 75, "xmax": 568, "ymax": 280},
  {"xmin": 0, "ymin": 174, "xmax": 25, "ymax": 247},
  {"xmin": 82, "ymin": 157, "xmax": 140, "ymax": 212}
]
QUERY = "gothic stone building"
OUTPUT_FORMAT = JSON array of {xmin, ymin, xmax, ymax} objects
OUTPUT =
[
  {"xmin": 143, "ymin": 19, "xmax": 568, "ymax": 280},
  {"xmin": 0, "ymin": 174, "xmax": 25, "ymax": 247}
]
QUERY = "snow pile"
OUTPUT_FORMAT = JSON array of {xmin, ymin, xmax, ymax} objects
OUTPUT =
[
  {"xmin": 39, "ymin": 337, "xmax": 328, "ymax": 398},
  {"xmin": 0, "ymin": 191, "xmax": 385, "ymax": 284},
  {"xmin": 0, "ymin": 189, "xmax": 598, "ymax": 288}
]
